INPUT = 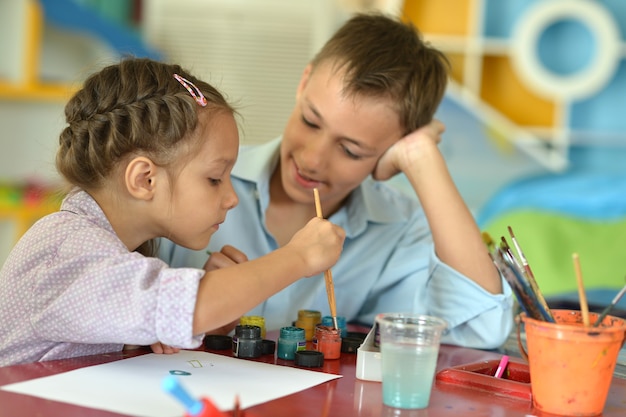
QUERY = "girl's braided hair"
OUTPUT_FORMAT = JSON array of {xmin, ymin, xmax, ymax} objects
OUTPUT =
[{"xmin": 56, "ymin": 58, "xmax": 234, "ymax": 190}]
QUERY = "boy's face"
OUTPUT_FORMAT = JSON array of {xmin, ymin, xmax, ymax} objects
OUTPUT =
[
  {"xmin": 164, "ymin": 111, "xmax": 239, "ymax": 250},
  {"xmin": 279, "ymin": 61, "xmax": 403, "ymax": 212}
]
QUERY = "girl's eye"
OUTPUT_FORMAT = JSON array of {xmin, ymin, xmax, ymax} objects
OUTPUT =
[
  {"xmin": 209, "ymin": 178, "xmax": 222, "ymax": 186},
  {"xmin": 301, "ymin": 116, "xmax": 318, "ymax": 129}
]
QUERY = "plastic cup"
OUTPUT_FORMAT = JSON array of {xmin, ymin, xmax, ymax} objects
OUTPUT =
[
  {"xmin": 519, "ymin": 309, "xmax": 626, "ymax": 416},
  {"xmin": 376, "ymin": 313, "xmax": 447, "ymax": 409}
]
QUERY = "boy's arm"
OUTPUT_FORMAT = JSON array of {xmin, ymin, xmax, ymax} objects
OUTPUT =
[{"xmin": 375, "ymin": 120, "xmax": 502, "ymax": 295}]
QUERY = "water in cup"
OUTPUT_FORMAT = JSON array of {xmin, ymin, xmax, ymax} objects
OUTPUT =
[
  {"xmin": 376, "ymin": 313, "xmax": 447, "ymax": 409},
  {"xmin": 381, "ymin": 343, "xmax": 439, "ymax": 408}
]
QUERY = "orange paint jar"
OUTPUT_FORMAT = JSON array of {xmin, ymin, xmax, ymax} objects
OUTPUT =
[{"xmin": 313, "ymin": 325, "xmax": 342, "ymax": 360}]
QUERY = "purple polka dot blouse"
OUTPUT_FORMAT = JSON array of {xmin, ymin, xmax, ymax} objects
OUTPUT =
[{"xmin": 0, "ymin": 189, "xmax": 205, "ymax": 366}]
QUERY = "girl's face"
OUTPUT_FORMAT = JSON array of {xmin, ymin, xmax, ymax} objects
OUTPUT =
[
  {"xmin": 164, "ymin": 110, "xmax": 239, "ymax": 250},
  {"xmin": 279, "ymin": 62, "xmax": 404, "ymax": 214}
]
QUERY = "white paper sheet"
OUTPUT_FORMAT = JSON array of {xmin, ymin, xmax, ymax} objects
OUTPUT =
[{"xmin": 0, "ymin": 350, "xmax": 341, "ymax": 417}]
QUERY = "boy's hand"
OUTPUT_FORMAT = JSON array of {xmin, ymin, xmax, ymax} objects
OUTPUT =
[
  {"xmin": 203, "ymin": 245, "xmax": 249, "ymax": 271},
  {"xmin": 373, "ymin": 119, "xmax": 445, "ymax": 181}
]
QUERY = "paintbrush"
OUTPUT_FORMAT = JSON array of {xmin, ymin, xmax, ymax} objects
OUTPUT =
[
  {"xmin": 233, "ymin": 395, "xmax": 240, "ymax": 417},
  {"xmin": 572, "ymin": 253, "xmax": 590, "ymax": 326},
  {"xmin": 492, "ymin": 248, "xmax": 534, "ymax": 318},
  {"xmin": 482, "ymin": 231, "xmax": 499, "ymax": 269},
  {"xmin": 593, "ymin": 282, "xmax": 626, "ymax": 327},
  {"xmin": 494, "ymin": 355, "xmax": 509, "ymax": 379},
  {"xmin": 500, "ymin": 237, "xmax": 522, "ymax": 269},
  {"xmin": 493, "ymin": 246, "xmax": 552, "ymax": 321},
  {"xmin": 485, "ymin": 233, "xmax": 553, "ymax": 321},
  {"xmin": 482, "ymin": 231, "xmax": 496, "ymax": 254},
  {"xmin": 507, "ymin": 226, "xmax": 554, "ymax": 322},
  {"xmin": 485, "ymin": 233, "xmax": 532, "ymax": 318},
  {"xmin": 501, "ymin": 236, "xmax": 554, "ymax": 322},
  {"xmin": 313, "ymin": 188, "xmax": 339, "ymax": 330}
]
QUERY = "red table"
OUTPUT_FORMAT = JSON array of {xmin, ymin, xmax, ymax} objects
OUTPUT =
[{"xmin": 1, "ymin": 337, "xmax": 625, "ymax": 417}]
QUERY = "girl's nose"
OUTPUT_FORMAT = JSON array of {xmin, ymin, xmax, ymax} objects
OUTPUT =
[{"xmin": 224, "ymin": 184, "xmax": 239, "ymax": 210}]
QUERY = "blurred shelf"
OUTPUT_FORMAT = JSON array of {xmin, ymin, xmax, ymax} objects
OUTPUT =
[
  {"xmin": 0, "ymin": 80, "xmax": 75, "ymax": 101},
  {"xmin": 0, "ymin": 0, "xmax": 160, "ymax": 102}
]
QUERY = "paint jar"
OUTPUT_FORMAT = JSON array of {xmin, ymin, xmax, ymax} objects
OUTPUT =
[
  {"xmin": 240, "ymin": 315, "xmax": 266, "ymax": 338},
  {"xmin": 295, "ymin": 310, "xmax": 321, "ymax": 341},
  {"xmin": 313, "ymin": 325, "xmax": 342, "ymax": 360},
  {"xmin": 232, "ymin": 325, "xmax": 263, "ymax": 359},
  {"xmin": 277, "ymin": 326, "xmax": 307, "ymax": 360},
  {"xmin": 321, "ymin": 315, "xmax": 347, "ymax": 337}
]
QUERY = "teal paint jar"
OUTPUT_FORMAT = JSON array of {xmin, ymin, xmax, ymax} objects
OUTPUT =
[{"xmin": 277, "ymin": 326, "xmax": 306, "ymax": 360}]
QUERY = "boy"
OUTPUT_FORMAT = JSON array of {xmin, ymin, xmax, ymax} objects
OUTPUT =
[{"xmin": 161, "ymin": 13, "xmax": 514, "ymax": 349}]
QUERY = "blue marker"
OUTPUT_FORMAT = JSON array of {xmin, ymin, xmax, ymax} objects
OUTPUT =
[{"xmin": 162, "ymin": 376, "xmax": 204, "ymax": 415}]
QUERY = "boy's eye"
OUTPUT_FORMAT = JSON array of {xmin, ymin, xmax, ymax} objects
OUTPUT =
[
  {"xmin": 342, "ymin": 145, "xmax": 362, "ymax": 160},
  {"xmin": 209, "ymin": 178, "xmax": 222, "ymax": 186},
  {"xmin": 301, "ymin": 116, "xmax": 318, "ymax": 128}
]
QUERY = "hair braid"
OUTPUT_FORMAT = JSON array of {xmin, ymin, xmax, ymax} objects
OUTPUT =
[{"xmin": 56, "ymin": 58, "xmax": 232, "ymax": 191}]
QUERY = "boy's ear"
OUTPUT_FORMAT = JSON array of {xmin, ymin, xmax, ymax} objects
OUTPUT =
[
  {"xmin": 296, "ymin": 64, "xmax": 313, "ymax": 98},
  {"xmin": 124, "ymin": 156, "xmax": 158, "ymax": 200}
]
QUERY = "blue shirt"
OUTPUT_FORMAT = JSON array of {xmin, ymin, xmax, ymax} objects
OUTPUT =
[{"xmin": 160, "ymin": 138, "xmax": 514, "ymax": 349}]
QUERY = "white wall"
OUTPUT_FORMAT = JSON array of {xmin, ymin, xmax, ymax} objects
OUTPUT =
[{"xmin": 142, "ymin": 0, "xmax": 348, "ymax": 146}]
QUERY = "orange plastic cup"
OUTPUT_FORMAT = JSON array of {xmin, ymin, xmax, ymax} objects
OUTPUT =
[{"xmin": 518, "ymin": 309, "xmax": 626, "ymax": 416}]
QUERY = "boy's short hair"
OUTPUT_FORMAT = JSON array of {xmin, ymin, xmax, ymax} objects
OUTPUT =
[{"xmin": 311, "ymin": 13, "xmax": 449, "ymax": 134}]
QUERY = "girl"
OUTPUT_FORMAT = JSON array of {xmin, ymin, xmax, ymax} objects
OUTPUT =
[{"xmin": 0, "ymin": 58, "xmax": 345, "ymax": 366}]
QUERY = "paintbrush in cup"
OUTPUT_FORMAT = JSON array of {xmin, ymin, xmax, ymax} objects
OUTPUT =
[
  {"xmin": 313, "ymin": 188, "xmax": 339, "ymax": 330},
  {"xmin": 494, "ymin": 244, "xmax": 552, "ymax": 321},
  {"xmin": 572, "ymin": 253, "xmax": 590, "ymax": 326},
  {"xmin": 593, "ymin": 281, "xmax": 626, "ymax": 327},
  {"xmin": 507, "ymin": 226, "xmax": 554, "ymax": 322}
]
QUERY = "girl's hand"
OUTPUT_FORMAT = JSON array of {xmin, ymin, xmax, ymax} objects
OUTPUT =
[
  {"xmin": 150, "ymin": 342, "xmax": 180, "ymax": 354},
  {"xmin": 285, "ymin": 217, "xmax": 345, "ymax": 277},
  {"xmin": 373, "ymin": 119, "xmax": 445, "ymax": 181},
  {"xmin": 203, "ymin": 245, "xmax": 249, "ymax": 271}
]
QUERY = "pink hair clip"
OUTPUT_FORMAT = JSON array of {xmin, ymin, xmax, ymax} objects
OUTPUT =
[{"xmin": 173, "ymin": 73, "xmax": 208, "ymax": 107}]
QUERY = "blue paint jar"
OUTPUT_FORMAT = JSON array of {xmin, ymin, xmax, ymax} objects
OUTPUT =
[
  {"xmin": 277, "ymin": 326, "xmax": 306, "ymax": 360},
  {"xmin": 321, "ymin": 315, "xmax": 347, "ymax": 337}
]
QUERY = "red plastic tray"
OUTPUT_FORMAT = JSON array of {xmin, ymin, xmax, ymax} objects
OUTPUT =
[{"xmin": 435, "ymin": 359, "xmax": 532, "ymax": 401}]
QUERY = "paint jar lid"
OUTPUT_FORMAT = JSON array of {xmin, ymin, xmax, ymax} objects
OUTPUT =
[
  {"xmin": 314, "ymin": 325, "xmax": 341, "ymax": 340},
  {"xmin": 204, "ymin": 335, "xmax": 232, "ymax": 350},
  {"xmin": 262, "ymin": 339, "xmax": 276, "ymax": 355},
  {"xmin": 235, "ymin": 324, "xmax": 262, "ymax": 339},
  {"xmin": 295, "ymin": 350, "xmax": 324, "ymax": 367},
  {"xmin": 279, "ymin": 326, "xmax": 306, "ymax": 340},
  {"xmin": 341, "ymin": 336, "xmax": 363, "ymax": 353}
]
